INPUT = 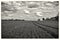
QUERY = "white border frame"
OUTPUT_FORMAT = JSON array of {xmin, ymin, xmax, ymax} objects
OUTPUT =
[{"xmin": 0, "ymin": 0, "xmax": 59, "ymax": 40}]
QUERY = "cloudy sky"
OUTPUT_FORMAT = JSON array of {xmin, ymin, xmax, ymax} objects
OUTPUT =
[{"xmin": 1, "ymin": 1, "xmax": 59, "ymax": 20}]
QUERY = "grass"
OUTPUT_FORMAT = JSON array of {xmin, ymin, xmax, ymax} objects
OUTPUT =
[{"xmin": 1, "ymin": 20, "xmax": 59, "ymax": 38}]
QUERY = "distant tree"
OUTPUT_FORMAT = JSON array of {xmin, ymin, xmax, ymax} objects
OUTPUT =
[
  {"xmin": 55, "ymin": 15, "xmax": 59, "ymax": 21},
  {"xmin": 38, "ymin": 19, "xmax": 40, "ymax": 21},
  {"xmin": 42, "ymin": 18, "xmax": 44, "ymax": 20},
  {"xmin": 15, "ymin": 19, "xmax": 17, "ymax": 21},
  {"xmin": 46, "ymin": 18, "xmax": 49, "ymax": 20}
]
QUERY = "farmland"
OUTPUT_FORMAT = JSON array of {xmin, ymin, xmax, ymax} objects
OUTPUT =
[
  {"xmin": 1, "ymin": 1, "xmax": 59, "ymax": 39},
  {"xmin": 1, "ymin": 20, "xmax": 59, "ymax": 38}
]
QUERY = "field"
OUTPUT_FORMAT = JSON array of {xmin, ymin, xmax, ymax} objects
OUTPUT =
[{"xmin": 1, "ymin": 20, "xmax": 59, "ymax": 38}]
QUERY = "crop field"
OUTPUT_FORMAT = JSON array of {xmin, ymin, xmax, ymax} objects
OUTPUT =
[{"xmin": 1, "ymin": 20, "xmax": 59, "ymax": 38}]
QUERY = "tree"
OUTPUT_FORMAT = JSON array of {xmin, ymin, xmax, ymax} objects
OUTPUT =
[
  {"xmin": 46, "ymin": 18, "xmax": 49, "ymax": 20},
  {"xmin": 38, "ymin": 19, "xmax": 40, "ymax": 21},
  {"xmin": 55, "ymin": 15, "xmax": 59, "ymax": 21},
  {"xmin": 42, "ymin": 18, "xmax": 44, "ymax": 20}
]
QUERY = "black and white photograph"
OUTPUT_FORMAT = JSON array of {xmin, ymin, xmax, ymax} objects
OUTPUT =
[{"xmin": 1, "ymin": 1, "xmax": 59, "ymax": 39}]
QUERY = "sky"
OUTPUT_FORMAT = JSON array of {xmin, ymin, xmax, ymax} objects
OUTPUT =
[{"xmin": 1, "ymin": 1, "xmax": 59, "ymax": 20}]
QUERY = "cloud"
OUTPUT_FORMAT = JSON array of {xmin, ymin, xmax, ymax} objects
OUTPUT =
[
  {"xmin": 1, "ymin": 1, "xmax": 58, "ymax": 20},
  {"xmin": 24, "ymin": 10, "xmax": 30, "ymax": 14},
  {"xmin": 36, "ymin": 12, "xmax": 43, "ymax": 16}
]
